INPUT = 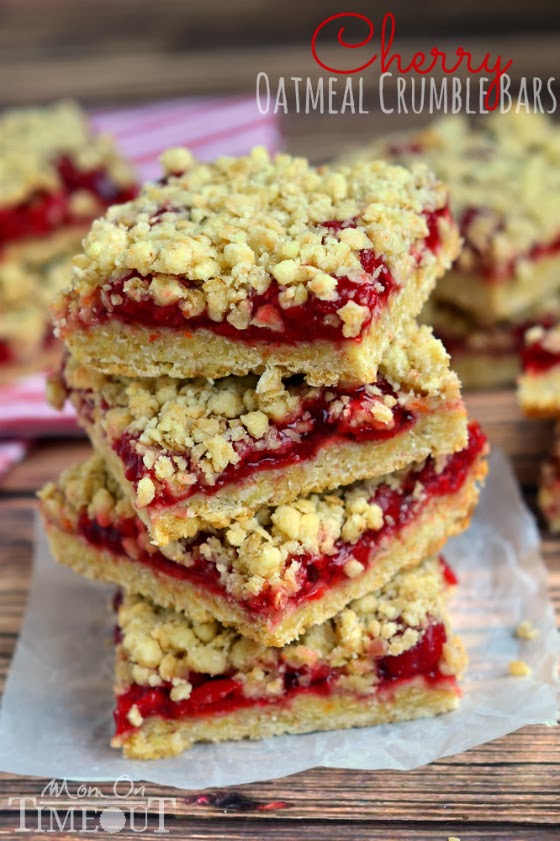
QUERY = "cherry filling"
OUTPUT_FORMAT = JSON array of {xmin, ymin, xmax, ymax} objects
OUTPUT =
[
  {"xmin": 114, "ymin": 618, "xmax": 450, "ymax": 736},
  {"xmin": 0, "ymin": 342, "xmax": 14, "ymax": 365},
  {"xmin": 79, "ymin": 207, "xmax": 449, "ymax": 343},
  {"xmin": 459, "ymin": 207, "xmax": 560, "ymax": 283},
  {"xmin": 0, "ymin": 155, "xmax": 137, "ymax": 248},
  {"xmin": 435, "ymin": 312, "xmax": 558, "ymax": 360},
  {"xmin": 104, "ymin": 377, "xmax": 416, "ymax": 505},
  {"xmin": 521, "ymin": 337, "xmax": 560, "ymax": 374},
  {"xmin": 74, "ymin": 423, "xmax": 485, "ymax": 617}
]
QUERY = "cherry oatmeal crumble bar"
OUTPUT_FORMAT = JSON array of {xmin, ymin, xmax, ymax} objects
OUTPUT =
[
  {"xmin": 53, "ymin": 147, "xmax": 459, "ymax": 386},
  {"xmin": 110, "ymin": 556, "xmax": 466, "ymax": 758},
  {"xmin": 39, "ymin": 424, "xmax": 487, "ymax": 646},
  {"xmin": 536, "ymin": 424, "xmax": 560, "ymax": 533},
  {"xmin": 518, "ymin": 324, "xmax": 560, "ymax": 417},
  {"xmin": 422, "ymin": 295, "xmax": 560, "ymax": 390},
  {"xmin": 49, "ymin": 323, "xmax": 467, "ymax": 543},
  {"xmin": 359, "ymin": 111, "xmax": 560, "ymax": 322},
  {"xmin": 0, "ymin": 101, "xmax": 137, "ymax": 375}
]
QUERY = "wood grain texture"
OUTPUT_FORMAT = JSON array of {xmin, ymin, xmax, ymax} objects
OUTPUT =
[{"xmin": 0, "ymin": 30, "xmax": 559, "ymax": 105}]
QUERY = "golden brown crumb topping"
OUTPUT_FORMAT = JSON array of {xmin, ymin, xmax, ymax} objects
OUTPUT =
[
  {"xmin": 114, "ymin": 555, "xmax": 452, "ymax": 700},
  {"xmin": 51, "ymin": 323, "xmax": 459, "ymax": 501},
  {"xmin": 40, "ymin": 447, "xmax": 451, "ymax": 604},
  {"xmin": 55, "ymin": 147, "xmax": 451, "ymax": 329},
  {"xmin": 360, "ymin": 110, "xmax": 560, "ymax": 272},
  {"xmin": 515, "ymin": 620, "xmax": 539, "ymax": 641},
  {"xmin": 508, "ymin": 659, "xmax": 532, "ymax": 678},
  {"xmin": 0, "ymin": 101, "xmax": 136, "ymax": 206}
]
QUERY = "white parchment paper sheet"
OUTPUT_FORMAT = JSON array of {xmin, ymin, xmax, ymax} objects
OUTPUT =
[{"xmin": 0, "ymin": 450, "xmax": 558, "ymax": 788}]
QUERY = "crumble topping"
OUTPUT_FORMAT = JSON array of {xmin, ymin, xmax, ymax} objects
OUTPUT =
[
  {"xmin": 40, "ymin": 448, "xmax": 451, "ymax": 604},
  {"xmin": 362, "ymin": 110, "xmax": 560, "ymax": 273},
  {"xmin": 0, "ymin": 101, "xmax": 136, "ymax": 207},
  {"xmin": 55, "ymin": 147, "xmax": 451, "ymax": 331},
  {"xmin": 508, "ymin": 660, "xmax": 532, "ymax": 678},
  {"xmin": 515, "ymin": 620, "xmax": 539, "ymax": 640},
  {"xmin": 51, "ymin": 322, "xmax": 459, "ymax": 501},
  {"xmin": 114, "ymin": 555, "xmax": 451, "ymax": 700}
]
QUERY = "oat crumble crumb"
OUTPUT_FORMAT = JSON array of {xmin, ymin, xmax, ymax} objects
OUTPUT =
[
  {"xmin": 508, "ymin": 659, "xmax": 532, "ymax": 678},
  {"xmin": 515, "ymin": 620, "xmax": 539, "ymax": 640}
]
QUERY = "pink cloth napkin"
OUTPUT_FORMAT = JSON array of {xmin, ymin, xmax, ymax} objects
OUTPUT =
[{"xmin": 0, "ymin": 96, "xmax": 282, "ymax": 474}]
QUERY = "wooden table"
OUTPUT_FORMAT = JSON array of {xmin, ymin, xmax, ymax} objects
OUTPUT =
[{"xmin": 0, "ymin": 108, "xmax": 559, "ymax": 838}]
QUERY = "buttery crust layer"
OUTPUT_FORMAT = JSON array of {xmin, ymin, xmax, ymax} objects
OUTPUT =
[
  {"xmin": 114, "ymin": 675, "xmax": 462, "ymax": 759},
  {"xmin": 435, "ymin": 256, "xmax": 560, "ymax": 323}
]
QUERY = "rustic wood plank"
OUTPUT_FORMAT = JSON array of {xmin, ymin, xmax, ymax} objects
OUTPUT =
[
  {"xmin": 0, "ymin": 439, "xmax": 90, "ymax": 495},
  {"xmin": 1, "ymin": 34, "xmax": 559, "ymax": 105},
  {"xmin": 0, "ymin": 0, "xmax": 558, "ymax": 53}
]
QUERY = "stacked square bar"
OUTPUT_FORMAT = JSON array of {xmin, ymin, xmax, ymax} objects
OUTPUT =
[
  {"xmin": 359, "ymin": 110, "xmax": 560, "ymax": 389},
  {"xmin": 0, "ymin": 101, "xmax": 137, "ymax": 381},
  {"xmin": 40, "ymin": 147, "xmax": 487, "ymax": 759},
  {"xmin": 518, "ymin": 324, "xmax": 560, "ymax": 531}
]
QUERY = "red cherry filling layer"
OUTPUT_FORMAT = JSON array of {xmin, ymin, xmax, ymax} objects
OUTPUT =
[
  {"xmin": 435, "ymin": 313, "xmax": 558, "ymax": 360},
  {"xmin": 74, "ymin": 423, "xmax": 485, "ymax": 617},
  {"xmin": 113, "ymin": 618, "xmax": 451, "ymax": 737},
  {"xmin": 79, "ymin": 207, "xmax": 449, "ymax": 343},
  {"xmin": 0, "ymin": 156, "xmax": 137, "ymax": 249},
  {"xmin": 100, "ymin": 378, "xmax": 416, "ymax": 505},
  {"xmin": 521, "ymin": 336, "xmax": 560, "ymax": 374},
  {"xmin": 460, "ymin": 207, "xmax": 560, "ymax": 283}
]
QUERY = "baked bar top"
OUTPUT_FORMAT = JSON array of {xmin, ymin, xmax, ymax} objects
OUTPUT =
[
  {"xmin": 114, "ymin": 554, "xmax": 460, "ymax": 702},
  {"xmin": 0, "ymin": 100, "xmax": 136, "ymax": 208},
  {"xmin": 363, "ymin": 110, "xmax": 560, "ymax": 277},
  {"xmin": 50, "ymin": 322, "xmax": 462, "ymax": 505},
  {"xmin": 54, "ymin": 146, "xmax": 452, "ymax": 340}
]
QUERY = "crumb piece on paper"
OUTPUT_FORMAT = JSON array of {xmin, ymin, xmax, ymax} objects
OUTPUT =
[
  {"xmin": 447, "ymin": 836, "xmax": 461, "ymax": 841},
  {"xmin": 515, "ymin": 620, "xmax": 539, "ymax": 640},
  {"xmin": 509, "ymin": 660, "xmax": 532, "ymax": 678}
]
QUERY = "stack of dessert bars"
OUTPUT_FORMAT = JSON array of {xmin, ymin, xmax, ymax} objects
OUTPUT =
[
  {"xmin": 39, "ymin": 147, "xmax": 488, "ymax": 759},
  {"xmin": 359, "ymin": 110, "xmax": 560, "ymax": 389},
  {"xmin": 0, "ymin": 101, "xmax": 136, "ymax": 381}
]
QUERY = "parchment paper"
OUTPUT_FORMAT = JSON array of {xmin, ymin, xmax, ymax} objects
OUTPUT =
[{"xmin": 0, "ymin": 450, "xmax": 558, "ymax": 788}]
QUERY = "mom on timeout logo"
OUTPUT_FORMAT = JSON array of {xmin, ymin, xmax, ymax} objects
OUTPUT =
[
  {"xmin": 256, "ymin": 11, "xmax": 558, "ymax": 115},
  {"xmin": 8, "ymin": 776, "xmax": 176, "ymax": 834}
]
